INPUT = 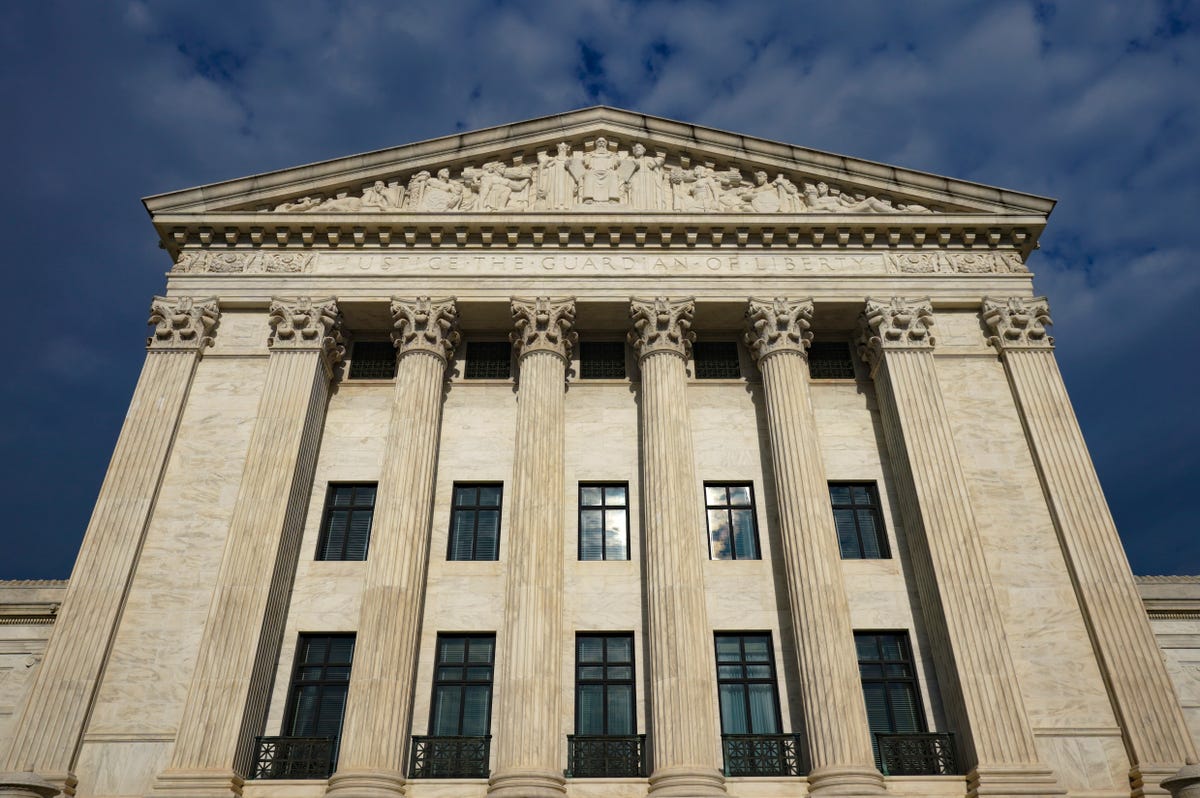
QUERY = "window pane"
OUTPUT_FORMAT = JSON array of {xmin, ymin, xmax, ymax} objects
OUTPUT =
[
  {"xmin": 605, "ymin": 512, "xmax": 628, "ymax": 560},
  {"xmin": 314, "ymin": 686, "xmax": 348, "ymax": 737},
  {"xmin": 440, "ymin": 638, "xmax": 466, "ymax": 664},
  {"xmin": 577, "ymin": 684, "xmax": 604, "ymax": 734},
  {"xmin": 861, "ymin": 683, "xmax": 889, "ymax": 733},
  {"xmin": 604, "ymin": 485, "xmax": 626, "ymax": 505},
  {"xmin": 455, "ymin": 486, "xmax": 477, "ymax": 506},
  {"xmin": 727, "ymin": 486, "xmax": 751, "ymax": 506},
  {"xmin": 852, "ymin": 485, "xmax": 870, "ymax": 504},
  {"xmin": 834, "ymin": 508, "xmax": 860, "ymax": 558},
  {"xmin": 581, "ymin": 486, "xmax": 602, "ymax": 506},
  {"xmin": 888, "ymin": 684, "xmax": 922, "ymax": 733},
  {"xmin": 732, "ymin": 509, "xmax": 758, "ymax": 559},
  {"xmin": 708, "ymin": 510, "xmax": 731, "ymax": 560},
  {"xmin": 466, "ymin": 667, "xmax": 492, "ymax": 681},
  {"xmin": 879, "ymin": 636, "xmax": 904, "ymax": 661},
  {"xmin": 858, "ymin": 509, "xmax": 881, "ymax": 558},
  {"xmin": 578, "ymin": 637, "xmax": 604, "ymax": 663},
  {"xmin": 719, "ymin": 684, "xmax": 749, "ymax": 734},
  {"xmin": 478, "ymin": 485, "xmax": 502, "ymax": 506},
  {"xmin": 745, "ymin": 665, "xmax": 772, "ymax": 679},
  {"xmin": 705, "ymin": 486, "xmax": 727, "ymax": 505},
  {"xmin": 331, "ymin": 487, "xmax": 354, "ymax": 507},
  {"xmin": 462, "ymin": 686, "xmax": 491, "ymax": 735},
  {"xmin": 468, "ymin": 638, "xmax": 494, "ymax": 663},
  {"xmin": 580, "ymin": 510, "xmax": 603, "ymax": 561},
  {"xmin": 742, "ymin": 637, "xmax": 770, "ymax": 662},
  {"xmin": 747, "ymin": 684, "xmax": 780, "ymax": 734},
  {"xmin": 829, "ymin": 484, "xmax": 851, "ymax": 505},
  {"xmin": 715, "ymin": 637, "xmax": 742, "ymax": 662},
  {"xmin": 606, "ymin": 636, "xmax": 631, "ymax": 662},
  {"xmin": 718, "ymin": 665, "xmax": 743, "ymax": 679},
  {"xmin": 579, "ymin": 666, "xmax": 604, "ymax": 680},
  {"xmin": 475, "ymin": 511, "xmax": 499, "ymax": 560},
  {"xmin": 607, "ymin": 684, "xmax": 634, "ymax": 734},
  {"xmin": 855, "ymin": 635, "xmax": 878, "ymax": 661},
  {"xmin": 290, "ymin": 686, "xmax": 320, "ymax": 735},
  {"xmin": 437, "ymin": 666, "xmax": 462, "ymax": 681},
  {"xmin": 607, "ymin": 665, "xmax": 632, "ymax": 680}
]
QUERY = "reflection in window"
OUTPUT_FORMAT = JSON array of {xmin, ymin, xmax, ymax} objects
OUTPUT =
[
  {"xmin": 705, "ymin": 483, "xmax": 760, "ymax": 560},
  {"xmin": 579, "ymin": 484, "xmax": 630, "ymax": 561}
]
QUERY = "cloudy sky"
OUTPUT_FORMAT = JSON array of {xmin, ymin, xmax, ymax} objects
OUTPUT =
[{"xmin": 0, "ymin": 1, "xmax": 1196, "ymax": 578}]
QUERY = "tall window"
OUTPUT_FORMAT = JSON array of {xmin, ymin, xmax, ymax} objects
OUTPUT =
[
  {"xmin": 830, "ymin": 483, "xmax": 890, "ymax": 559},
  {"xmin": 282, "ymin": 634, "xmax": 355, "ymax": 762},
  {"xmin": 464, "ymin": 341, "xmax": 512, "ymax": 379},
  {"xmin": 579, "ymin": 484, "xmax": 630, "ymax": 561},
  {"xmin": 579, "ymin": 341, "xmax": 627, "ymax": 379},
  {"xmin": 347, "ymin": 341, "xmax": 397, "ymax": 380},
  {"xmin": 448, "ymin": 484, "xmax": 502, "ymax": 561},
  {"xmin": 855, "ymin": 632, "xmax": 926, "ymax": 744},
  {"xmin": 430, "ymin": 634, "xmax": 496, "ymax": 737},
  {"xmin": 693, "ymin": 341, "xmax": 741, "ymax": 379},
  {"xmin": 714, "ymin": 633, "xmax": 781, "ymax": 735},
  {"xmin": 575, "ymin": 634, "xmax": 636, "ymax": 735},
  {"xmin": 807, "ymin": 341, "xmax": 856, "ymax": 379},
  {"xmin": 316, "ymin": 483, "xmax": 376, "ymax": 561},
  {"xmin": 705, "ymin": 483, "xmax": 760, "ymax": 560}
]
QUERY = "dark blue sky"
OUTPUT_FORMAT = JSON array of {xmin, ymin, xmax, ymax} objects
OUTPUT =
[{"xmin": 1, "ymin": 1, "xmax": 1196, "ymax": 578}]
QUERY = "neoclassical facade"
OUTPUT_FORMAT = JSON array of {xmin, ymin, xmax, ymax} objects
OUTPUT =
[{"xmin": 1, "ymin": 107, "xmax": 1197, "ymax": 798}]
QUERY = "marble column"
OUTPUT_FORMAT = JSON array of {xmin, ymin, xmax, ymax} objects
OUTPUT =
[
  {"xmin": 325, "ymin": 298, "xmax": 460, "ymax": 798},
  {"xmin": 152, "ymin": 298, "xmax": 344, "ymax": 797},
  {"xmin": 629, "ymin": 297, "xmax": 726, "ymax": 798},
  {"xmin": 488, "ymin": 297, "xmax": 576, "ymax": 798},
  {"xmin": 0, "ymin": 297, "xmax": 218, "ymax": 798},
  {"xmin": 983, "ymin": 297, "xmax": 1199, "ymax": 796},
  {"xmin": 857, "ymin": 297, "xmax": 1063, "ymax": 798},
  {"xmin": 744, "ymin": 298, "xmax": 886, "ymax": 796}
]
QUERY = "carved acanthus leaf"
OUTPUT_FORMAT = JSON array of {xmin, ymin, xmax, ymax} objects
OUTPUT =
[
  {"xmin": 857, "ymin": 297, "xmax": 935, "ymax": 373},
  {"xmin": 744, "ymin": 298, "xmax": 814, "ymax": 364},
  {"xmin": 982, "ymin": 296, "xmax": 1054, "ymax": 351},
  {"xmin": 628, "ymin": 297, "xmax": 696, "ymax": 360},
  {"xmin": 266, "ymin": 138, "xmax": 938, "ymax": 216},
  {"xmin": 147, "ymin": 296, "xmax": 220, "ymax": 351},
  {"xmin": 510, "ymin": 297, "xmax": 578, "ymax": 361},
  {"xmin": 268, "ymin": 297, "xmax": 346, "ymax": 372},
  {"xmin": 391, "ymin": 297, "xmax": 461, "ymax": 361}
]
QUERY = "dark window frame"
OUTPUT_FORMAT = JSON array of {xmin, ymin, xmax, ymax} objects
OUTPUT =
[
  {"xmin": 280, "ymin": 633, "xmax": 356, "ymax": 764},
  {"xmin": 830, "ymin": 482, "xmax": 891, "ymax": 559},
  {"xmin": 578, "ymin": 483, "xmax": 631, "ymax": 561},
  {"xmin": 447, "ymin": 483, "xmax": 503, "ymax": 561},
  {"xmin": 692, "ymin": 341, "xmax": 742, "ymax": 379},
  {"xmin": 705, "ymin": 482, "xmax": 762, "ymax": 560},
  {"xmin": 429, "ymin": 633, "xmax": 497, "ymax": 737},
  {"xmin": 579, "ymin": 340, "xmax": 628, "ymax": 380},
  {"xmin": 315, "ymin": 483, "xmax": 377, "ymax": 561},
  {"xmin": 574, "ymin": 633, "xmax": 637, "ymax": 736},
  {"xmin": 854, "ymin": 631, "xmax": 928, "ymax": 735},
  {"xmin": 807, "ymin": 340, "xmax": 857, "ymax": 380},
  {"xmin": 464, "ymin": 341, "xmax": 513, "ymax": 380},
  {"xmin": 346, "ymin": 340, "xmax": 398, "ymax": 380},
  {"xmin": 713, "ymin": 632, "xmax": 783, "ymax": 735}
]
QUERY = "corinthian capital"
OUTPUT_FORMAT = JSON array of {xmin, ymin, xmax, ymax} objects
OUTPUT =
[
  {"xmin": 511, "ymin": 297, "xmax": 578, "ymax": 361},
  {"xmin": 628, "ymin": 296, "xmax": 696, "ymax": 360},
  {"xmin": 744, "ymin": 297, "xmax": 814, "ymax": 365},
  {"xmin": 857, "ymin": 297, "xmax": 935, "ymax": 373},
  {"xmin": 982, "ymin": 296, "xmax": 1054, "ymax": 351},
  {"xmin": 147, "ymin": 296, "xmax": 219, "ymax": 351},
  {"xmin": 268, "ymin": 297, "xmax": 346, "ymax": 372},
  {"xmin": 392, "ymin": 296, "xmax": 461, "ymax": 362}
]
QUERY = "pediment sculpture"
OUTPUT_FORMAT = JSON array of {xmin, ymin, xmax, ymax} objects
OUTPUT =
[{"xmin": 269, "ymin": 137, "xmax": 934, "ymax": 215}]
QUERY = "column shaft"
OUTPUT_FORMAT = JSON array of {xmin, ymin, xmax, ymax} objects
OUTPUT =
[
  {"xmin": 489, "ymin": 297, "xmax": 574, "ymax": 798},
  {"xmin": 1, "ymin": 297, "xmax": 217, "ymax": 798}
]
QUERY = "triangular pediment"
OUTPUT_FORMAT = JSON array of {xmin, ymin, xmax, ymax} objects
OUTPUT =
[{"xmin": 144, "ymin": 107, "xmax": 1054, "ymax": 219}]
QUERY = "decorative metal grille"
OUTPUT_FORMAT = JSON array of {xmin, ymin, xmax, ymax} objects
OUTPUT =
[
  {"xmin": 465, "ymin": 342, "xmax": 512, "ymax": 379},
  {"xmin": 347, "ymin": 341, "xmax": 398, "ymax": 379},
  {"xmin": 409, "ymin": 735, "xmax": 492, "ymax": 778},
  {"xmin": 693, "ymin": 341, "xmax": 741, "ymax": 379},
  {"xmin": 876, "ymin": 732, "xmax": 957, "ymax": 776},
  {"xmin": 566, "ymin": 734, "xmax": 646, "ymax": 778},
  {"xmin": 579, "ymin": 341, "xmax": 627, "ymax": 379},
  {"xmin": 252, "ymin": 736, "xmax": 333, "ymax": 780},
  {"xmin": 808, "ymin": 341, "xmax": 856, "ymax": 379},
  {"xmin": 721, "ymin": 733, "xmax": 803, "ymax": 777}
]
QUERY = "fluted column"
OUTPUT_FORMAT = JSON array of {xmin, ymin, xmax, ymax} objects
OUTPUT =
[
  {"xmin": 983, "ymin": 297, "xmax": 1199, "ymax": 796},
  {"xmin": 629, "ymin": 297, "xmax": 726, "ymax": 798},
  {"xmin": 152, "ymin": 298, "xmax": 344, "ymax": 797},
  {"xmin": 326, "ymin": 298, "xmax": 460, "ymax": 798},
  {"xmin": 858, "ymin": 297, "xmax": 1063, "ymax": 798},
  {"xmin": 744, "ymin": 298, "xmax": 885, "ymax": 796},
  {"xmin": 488, "ymin": 297, "xmax": 576, "ymax": 798},
  {"xmin": 0, "ymin": 298, "xmax": 218, "ymax": 798}
]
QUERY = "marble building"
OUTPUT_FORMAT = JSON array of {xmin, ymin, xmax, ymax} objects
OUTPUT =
[{"xmin": 1, "ymin": 107, "xmax": 1197, "ymax": 798}]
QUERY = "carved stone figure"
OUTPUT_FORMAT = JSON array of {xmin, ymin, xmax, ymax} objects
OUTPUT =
[
  {"xmin": 511, "ymin": 297, "xmax": 578, "ymax": 361},
  {"xmin": 574, "ymin": 137, "xmax": 623, "ymax": 205},
  {"xmin": 315, "ymin": 192, "xmax": 363, "ymax": 212},
  {"xmin": 147, "ymin": 296, "xmax": 220, "ymax": 350},
  {"xmin": 982, "ymin": 296, "xmax": 1054, "ymax": 350},
  {"xmin": 410, "ymin": 168, "xmax": 465, "ymax": 212},
  {"xmin": 360, "ymin": 180, "xmax": 403, "ymax": 211},
  {"xmin": 475, "ymin": 162, "xmax": 532, "ymax": 210},
  {"xmin": 273, "ymin": 196, "xmax": 322, "ymax": 212},
  {"xmin": 537, "ymin": 143, "xmax": 578, "ymax": 210},
  {"xmin": 737, "ymin": 171, "xmax": 782, "ymax": 213},
  {"xmin": 773, "ymin": 174, "xmax": 804, "ymax": 212},
  {"xmin": 620, "ymin": 143, "xmax": 667, "ymax": 210},
  {"xmin": 391, "ymin": 296, "xmax": 461, "ymax": 360}
]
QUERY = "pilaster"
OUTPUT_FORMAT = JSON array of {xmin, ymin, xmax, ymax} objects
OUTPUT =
[
  {"xmin": 0, "ymin": 297, "xmax": 219, "ymax": 798},
  {"xmin": 325, "ymin": 298, "xmax": 460, "ymax": 798},
  {"xmin": 151, "ymin": 298, "xmax": 344, "ymax": 798},
  {"xmin": 983, "ymin": 296, "xmax": 1199, "ymax": 796},
  {"xmin": 858, "ymin": 297, "xmax": 1064, "ymax": 798},
  {"xmin": 487, "ymin": 297, "xmax": 576, "ymax": 798},
  {"xmin": 744, "ymin": 298, "xmax": 885, "ymax": 796},
  {"xmin": 630, "ymin": 297, "xmax": 726, "ymax": 798}
]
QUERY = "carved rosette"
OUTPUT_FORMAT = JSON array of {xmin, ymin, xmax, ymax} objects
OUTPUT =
[
  {"xmin": 744, "ymin": 297, "xmax": 814, "ymax": 365},
  {"xmin": 147, "ymin": 296, "xmax": 220, "ymax": 351},
  {"xmin": 857, "ymin": 297, "xmax": 935, "ymax": 374},
  {"xmin": 267, "ymin": 296, "xmax": 346, "ymax": 373},
  {"xmin": 391, "ymin": 296, "xmax": 461, "ymax": 362},
  {"xmin": 628, "ymin": 296, "xmax": 696, "ymax": 360},
  {"xmin": 510, "ymin": 296, "xmax": 578, "ymax": 362},
  {"xmin": 982, "ymin": 296, "xmax": 1054, "ymax": 351}
]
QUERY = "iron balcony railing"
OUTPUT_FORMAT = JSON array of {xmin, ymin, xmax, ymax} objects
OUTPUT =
[
  {"xmin": 875, "ymin": 732, "xmax": 957, "ymax": 776},
  {"xmin": 409, "ymin": 735, "xmax": 492, "ymax": 779},
  {"xmin": 252, "ymin": 736, "xmax": 334, "ymax": 780},
  {"xmin": 721, "ymin": 733, "xmax": 804, "ymax": 777},
  {"xmin": 566, "ymin": 734, "xmax": 647, "ymax": 778}
]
